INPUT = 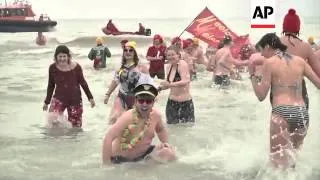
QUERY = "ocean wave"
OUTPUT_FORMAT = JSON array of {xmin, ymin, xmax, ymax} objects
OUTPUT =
[
  {"xmin": 0, "ymin": 34, "xmax": 178, "ymax": 52},
  {"xmin": 50, "ymin": 35, "xmax": 154, "ymax": 47}
]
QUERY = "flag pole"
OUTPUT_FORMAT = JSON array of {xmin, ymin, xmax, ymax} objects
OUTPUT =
[{"xmin": 178, "ymin": 6, "xmax": 208, "ymax": 37}]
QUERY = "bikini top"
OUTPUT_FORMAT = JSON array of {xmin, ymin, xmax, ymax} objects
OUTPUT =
[{"xmin": 167, "ymin": 64, "xmax": 181, "ymax": 82}]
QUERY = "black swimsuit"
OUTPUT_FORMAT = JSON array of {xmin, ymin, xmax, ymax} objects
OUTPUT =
[
  {"xmin": 167, "ymin": 64, "xmax": 181, "ymax": 82},
  {"xmin": 165, "ymin": 64, "xmax": 195, "ymax": 124}
]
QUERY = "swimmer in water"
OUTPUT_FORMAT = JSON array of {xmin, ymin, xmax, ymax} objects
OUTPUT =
[
  {"xmin": 250, "ymin": 33, "xmax": 320, "ymax": 169},
  {"xmin": 213, "ymin": 35, "xmax": 249, "ymax": 87},
  {"xmin": 43, "ymin": 45, "xmax": 95, "ymax": 128},
  {"xmin": 104, "ymin": 41, "xmax": 148, "ymax": 124},
  {"xmin": 159, "ymin": 45, "xmax": 194, "ymax": 124},
  {"xmin": 88, "ymin": 37, "xmax": 111, "ymax": 69},
  {"xmin": 102, "ymin": 82, "xmax": 177, "ymax": 164}
]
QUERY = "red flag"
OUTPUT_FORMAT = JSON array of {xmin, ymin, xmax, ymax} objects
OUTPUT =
[{"xmin": 186, "ymin": 7, "xmax": 250, "ymax": 58}]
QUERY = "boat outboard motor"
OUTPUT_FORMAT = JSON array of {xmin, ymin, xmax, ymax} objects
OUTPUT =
[{"xmin": 145, "ymin": 28, "xmax": 151, "ymax": 36}]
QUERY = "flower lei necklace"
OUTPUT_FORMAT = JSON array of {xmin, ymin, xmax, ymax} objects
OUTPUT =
[{"xmin": 120, "ymin": 108, "xmax": 150, "ymax": 151}]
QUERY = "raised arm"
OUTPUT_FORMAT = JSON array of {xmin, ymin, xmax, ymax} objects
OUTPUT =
[{"xmin": 250, "ymin": 60, "xmax": 271, "ymax": 101}]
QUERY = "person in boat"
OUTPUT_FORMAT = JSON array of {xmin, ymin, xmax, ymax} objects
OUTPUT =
[
  {"xmin": 39, "ymin": 14, "xmax": 44, "ymax": 21},
  {"xmin": 120, "ymin": 39, "xmax": 129, "ymax": 50},
  {"xmin": 43, "ymin": 45, "xmax": 95, "ymax": 128},
  {"xmin": 146, "ymin": 34, "xmax": 167, "ymax": 80},
  {"xmin": 103, "ymin": 19, "xmax": 120, "ymax": 35},
  {"xmin": 249, "ymin": 33, "xmax": 320, "ymax": 169},
  {"xmin": 102, "ymin": 81, "xmax": 177, "ymax": 164},
  {"xmin": 274, "ymin": 9, "xmax": 320, "ymax": 110},
  {"xmin": 104, "ymin": 41, "xmax": 147, "ymax": 124},
  {"xmin": 136, "ymin": 23, "xmax": 145, "ymax": 35},
  {"xmin": 88, "ymin": 37, "xmax": 111, "ymax": 69},
  {"xmin": 159, "ymin": 45, "xmax": 194, "ymax": 124}
]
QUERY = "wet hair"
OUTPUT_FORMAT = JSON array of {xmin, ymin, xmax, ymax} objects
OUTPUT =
[
  {"xmin": 254, "ymin": 43, "xmax": 261, "ymax": 52},
  {"xmin": 121, "ymin": 47, "xmax": 139, "ymax": 68},
  {"xmin": 256, "ymin": 33, "xmax": 288, "ymax": 52},
  {"xmin": 54, "ymin": 45, "xmax": 71, "ymax": 64}
]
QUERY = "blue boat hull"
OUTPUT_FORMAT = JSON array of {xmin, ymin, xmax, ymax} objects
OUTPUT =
[{"xmin": 0, "ymin": 20, "xmax": 57, "ymax": 32}]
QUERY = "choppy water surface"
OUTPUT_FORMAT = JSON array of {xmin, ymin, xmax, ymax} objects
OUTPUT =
[{"xmin": 0, "ymin": 19, "xmax": 320, "ymax": 180}]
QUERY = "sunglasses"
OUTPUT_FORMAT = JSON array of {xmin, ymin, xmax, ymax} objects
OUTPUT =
[
  {"xmin": 124, "ymin": 48, "xmax": 134, "ymax": 52},
  {"xmin": 137, "ymin": 99, "xmax": 154, "ymax": 105}
]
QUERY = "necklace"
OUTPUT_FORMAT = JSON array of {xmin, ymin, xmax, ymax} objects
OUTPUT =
[{"xmin": 120, "ymin": 108, "xmax": 150, "ymax": 151}]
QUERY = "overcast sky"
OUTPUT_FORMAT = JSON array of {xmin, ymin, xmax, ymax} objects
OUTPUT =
[{"xmin": 25, "ymin": 0, "xmax": 320, "ymax": 20}]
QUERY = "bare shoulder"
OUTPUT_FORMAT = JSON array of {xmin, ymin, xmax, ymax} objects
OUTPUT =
[
  {"xmin": 122, "ymin": 109, "xmax": 134, "ymax": 118},
  {"xmin": 178, "ymin": 59, "xmax": 188, "ymax": 67},
  {"xmin": 115, "ymin": 109, "xmax": 134, "ymax": 124},
  {"xmin": 264, "ymin": 57, "xmax": 275, "ymax": 67},
  {"xmin": 292, "ymin": 55, "xmax": 307, "ymax": 66},
  {"xmin": 151, "ymin": 108, "xmax": 162, "ymax": 119}
]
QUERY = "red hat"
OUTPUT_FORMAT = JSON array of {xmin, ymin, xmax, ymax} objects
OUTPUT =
[
  {"xmin": 171, "ymin": 37, "xmax": 181, "ymax": 45},
  {"xmin": 121, "ymin": 39, "xmax": 128, "ymax": 44},
  {"xmin": 283, "ymin": 9, "xmax": 300, "ymax": 34},
  {"xmin": 153, "ymin": 34, "xmax": 163, "ymax": 43},
  {"xmin": 182, "ymin": 39, "xmax": 193, "ymax": 49}
]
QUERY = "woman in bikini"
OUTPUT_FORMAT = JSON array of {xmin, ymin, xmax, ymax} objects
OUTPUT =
[
  {"xmin": 249, "ymin": 33, "xmax": 320, "ymax": 169},
  {"xmin": 104, "ymin": 41, "xmax": 146, "ymax": 124},
  {"xmin": 102, "ymin": 82, "xmax": 176, "ymax": 164},
  {"xmin": 43, "ymin": 45, "xmax": 95, "ymax": 128},
  {"xmin": 159, "ymin": 45, "xmax": 194, "ymax": 124}
]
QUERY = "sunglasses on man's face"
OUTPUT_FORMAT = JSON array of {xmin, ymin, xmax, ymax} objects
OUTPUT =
[
  {"xmin": 124, "ymin": 48, "xmax": 134, "ymax": 53},
  {"xmin": 136, "ymin": 99, "xmax": 154, "ymax": 105}
]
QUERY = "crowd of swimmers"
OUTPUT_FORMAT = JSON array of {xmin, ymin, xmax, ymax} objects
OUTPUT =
[{"xmin": 42, "ymin": 8, "xmax": 320, "ymax": 169}]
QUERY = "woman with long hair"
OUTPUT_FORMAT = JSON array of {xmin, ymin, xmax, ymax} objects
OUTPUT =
[{"xmin": 104, "ymin": 41, "xmax": 143, "ymax": 124}]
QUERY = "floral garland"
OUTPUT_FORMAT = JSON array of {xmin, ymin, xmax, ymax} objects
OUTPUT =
[{"xmin": 120, "ymin": 108, "xmax": 150, "ymax": 151}]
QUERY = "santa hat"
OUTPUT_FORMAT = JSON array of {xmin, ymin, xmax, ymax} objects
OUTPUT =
[{"xmin": 283, "ymin": 9, "xmax": 300, "ymax": 34}]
